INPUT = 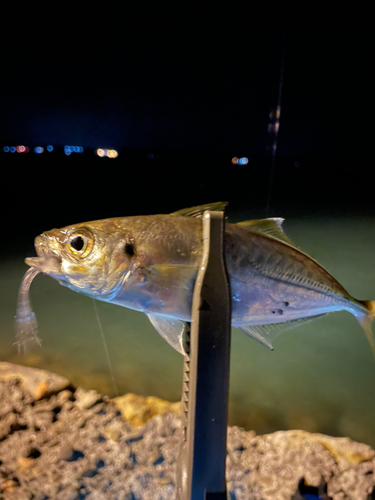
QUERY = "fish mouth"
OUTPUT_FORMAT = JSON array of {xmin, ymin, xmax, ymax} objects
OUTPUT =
[
  {"xmin": 25, "ymin": 256, "xmax": 46, "ymax": 269},
  {"xmin": 24, "ymin": 234, "xmax": 63, "ymax": 275},
  {"xmin": 25, "ymin": 255, "xmax": 62, "ymax": 275}
]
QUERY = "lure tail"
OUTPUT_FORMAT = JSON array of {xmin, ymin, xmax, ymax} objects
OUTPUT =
[
  {"xmin": 357, "ymin": 300, "xmax": 375, "ymax": 359},
  {"xmin": 15, "ymin": 267, "xmax": 41, "ymax": 354}
]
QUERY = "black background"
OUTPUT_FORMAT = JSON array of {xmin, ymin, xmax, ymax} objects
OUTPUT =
[{"xmin": 1, "ymin": 4, "xmax": 373, "ymax": 257}]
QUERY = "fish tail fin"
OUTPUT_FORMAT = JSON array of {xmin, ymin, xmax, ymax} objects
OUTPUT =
[{"xmin": 357, "ymin": 300, "xmax": 375, "ymax": 359}]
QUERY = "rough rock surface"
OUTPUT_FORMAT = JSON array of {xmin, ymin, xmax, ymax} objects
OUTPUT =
[{"xmin": 0, "ymin": 362, "xmax": 374, "ymax": 500}]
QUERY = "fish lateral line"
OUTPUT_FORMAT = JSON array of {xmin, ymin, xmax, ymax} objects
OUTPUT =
[{"xmin": 14, "ymin": 202, "xmax": 375, "ymax": 360}]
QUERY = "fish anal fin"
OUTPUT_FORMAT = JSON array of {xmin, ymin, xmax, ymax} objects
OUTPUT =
[
  {"xmin": 238, "ymin": 325, "xmax": 275, "ymax": 350},
  {"xmin": 238, "ymin": 315, "xmax": 325, "ymax": 350},
  {"xmin": 170, "ymin": 202, "xmax": 228, "ymax": 218},
  {"xmin": 147, "ymin": 313, "xmax": 186, "ymax": 355}
]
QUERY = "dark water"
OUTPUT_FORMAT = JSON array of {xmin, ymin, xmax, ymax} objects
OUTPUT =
[{"xmin": 1, "ymin": 217, "xmax": 375, "ymax": 447}]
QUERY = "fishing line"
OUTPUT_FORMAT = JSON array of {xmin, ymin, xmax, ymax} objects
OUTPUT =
[
  {"xmin": 92, "ymin": 299, "xmax": 119, "ymax": 397},
  {"xmin": 265, "ymin": 33, "xmax": 286, "ymax": 216}
]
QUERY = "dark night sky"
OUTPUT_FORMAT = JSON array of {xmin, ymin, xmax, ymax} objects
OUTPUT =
[
  {"xmin": 2, "ymin": 5, "xmax": 372, "ymax": 154},
  {"xmin": 0, "ymin": 4, "xmax": 374, "ymax": 255}
]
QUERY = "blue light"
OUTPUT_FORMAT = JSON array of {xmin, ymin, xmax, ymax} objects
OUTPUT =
[
  {"xmin": 65, "ymin": 150, "xmax": 71, "ymax": 156},
  {"xmin": 10, "ymin": 146, "xmax": 16, "ymax": 153},
  {"xmin": 3, "ymin": 146, "xmax": 9, "ymax": 152},
  {"xmin": 78, "ymin": 146, "xmax": 84, "ymax": 153},
  {"xmin": 238, "ymin": 157, "xmax": 249, "ymax": 165},
  {"xmin": 34, "ymin": 147, "xmax": 44, "ymax": 154},
  {"xmin": 47, "ymin": 145, "xmax": 53, "ymax": 152},
  {"xmin": 64, "ymin": 146, "xmax": 71, "ymax": 153}
]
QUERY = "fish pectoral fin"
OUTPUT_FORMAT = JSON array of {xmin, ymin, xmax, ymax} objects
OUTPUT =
[
  {"xmin": 238, "ymin": 315, "xmax": 326, "ymax": 350},
  {"xmin": 147, "ymin": 313, "xmax": 186, "ymax": 355},
  {"xmin": 170, "ymin": 202, "xmax": 228, "ymax": 218}
]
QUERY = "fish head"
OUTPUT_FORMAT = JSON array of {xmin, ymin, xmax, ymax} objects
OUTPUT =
[{"xmin": 25, "ymin": 219, "xmax": 133, "ymax": 299}]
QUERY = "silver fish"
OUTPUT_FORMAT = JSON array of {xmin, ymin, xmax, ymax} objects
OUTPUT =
[{"xmin": 16, "ymin": 202, "xmax": 375, "ymax": 356}]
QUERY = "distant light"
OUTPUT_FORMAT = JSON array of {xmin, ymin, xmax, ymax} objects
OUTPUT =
[
  {"xmin": 16, "ymin": 145, "xmax": 26, "ymax": 153},
  {"xmin": 34, "ymin": 147, "xmax": 44, "ymax": 154},
  {"xmin": 238, "ymin": 157, "xmax": 249, "ymax": 165},
  {"xmin": 3, "ymin": 146, "xmax": 10, "ymax": 152},
  {"xmin": 231, "ymin": 157, "xmax": 238, "ymax": 165},
  {"xmin": 47, "ymin": 145, "xmax": 53, "ymax": 152},
  {"xmin": 96, "ymin": 148, "xmax": 105, "ymax": 157},
  {"xmin": 63, "ymin": 146, "xmax": 83, "ymax": 154},
  {"xmin": 10, "ymin": 146, "xmax": 16, "ymax": 153},
  {"xmin": 107, "ymin": 149, "xmax": 118, "ymax": 158}
]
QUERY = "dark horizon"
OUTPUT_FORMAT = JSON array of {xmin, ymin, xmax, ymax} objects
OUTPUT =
[
  {"xmin": 2, "ymin": 145, "xmax": 374, "ymax": 259},
  {"xmin": 1, "ymin": 4, "xmax": 374, "ymax": 260}
]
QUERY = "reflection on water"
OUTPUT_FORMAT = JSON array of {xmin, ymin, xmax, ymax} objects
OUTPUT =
[{"xmin": 1, "ymin": 217, "xmax": 375, "ymax": 447}]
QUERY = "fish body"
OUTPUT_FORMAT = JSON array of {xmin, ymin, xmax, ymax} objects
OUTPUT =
[{"xmin": 19, "ymin": 203, "xmax": 375, "ymax": 355}]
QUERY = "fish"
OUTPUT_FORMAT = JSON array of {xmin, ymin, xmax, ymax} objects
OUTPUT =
[{"xmin": 15, "ymin": 202, "xmax": 375, "ymax": 357}]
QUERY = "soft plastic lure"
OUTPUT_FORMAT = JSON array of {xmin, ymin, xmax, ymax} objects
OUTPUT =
[{"xmin": 15, "ymin": 267, "xmax": 41, "ymax": 354}]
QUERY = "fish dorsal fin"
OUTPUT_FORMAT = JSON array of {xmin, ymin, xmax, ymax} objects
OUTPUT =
[
  {"xmin": 147, "ymin": 313, "xmax": 186, "ymax": 355},
  {"xmin": 236, "ymin": 218, "xmax": 302, "ymax": 251},
  {"xmin": 170, "ymin": 202, "xmax": 228, "ymax": 218},
  {"xmin": 237, "ymin": 218, "xmax": 329, "ymax": 270},
  {"xmin": 238, "ymin": 315, "xmax": 325, "ymax": 350}
]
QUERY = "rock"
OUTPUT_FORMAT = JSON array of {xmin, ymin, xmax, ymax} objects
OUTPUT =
[
  {"xmin": 0, "ymin": 412, "xmax": 16, "ymax": 440},
  {"xmin": 0, "ymin": 363, "xmax": 374, "ymax": 500},
  {"xmin": 327, "ymin": 458, "xmax": 375, "ymax": 499},
  {"xmin": 0, "ymin": 361, "xmax": 70, "ymax": 400},
  {"xmin": 229, "ymin": 429, "xmax": 375, "ymax": 500},
  {"xmin": 74, "ymin": 387, "xmax": 103, "ymax": 410},
  {"xmin": 113, "ymin": 392, "xmax": 181, "ymax": 426}
]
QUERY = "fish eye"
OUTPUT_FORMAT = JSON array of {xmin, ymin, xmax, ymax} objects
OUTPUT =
[
  {"xmin": 70, "ymin": 236, "xmax": 84, "ymax": 251},
  {"xmin": 67, "ymin": 230, "xmax": 94, "ymax": 258}
]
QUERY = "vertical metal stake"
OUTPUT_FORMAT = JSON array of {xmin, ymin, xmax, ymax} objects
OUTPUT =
[{"xmin": 177, "ymin": 210, "xmax": 232, "ymax": 500}]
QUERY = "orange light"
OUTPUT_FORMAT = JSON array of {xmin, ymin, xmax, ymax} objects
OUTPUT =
[
  {"xmin": 96, "ymin": 148, "xmax": 105, "ymax": 157},
  {"xmin": 107, "ymin": 149, "xmax": 118, "ymax": 158},
  {"xmin": 231, "ymin": 157, "xmax": 238, "ymax": 165}
]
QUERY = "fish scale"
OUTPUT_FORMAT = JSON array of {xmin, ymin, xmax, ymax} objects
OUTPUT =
[
  {"xmin": 245, "ymin": 234, "xmax": 344, "ymax": 297},
  {"xmin": 15, "ymin": 202, "xmax": 375, "ymax": 357}
]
